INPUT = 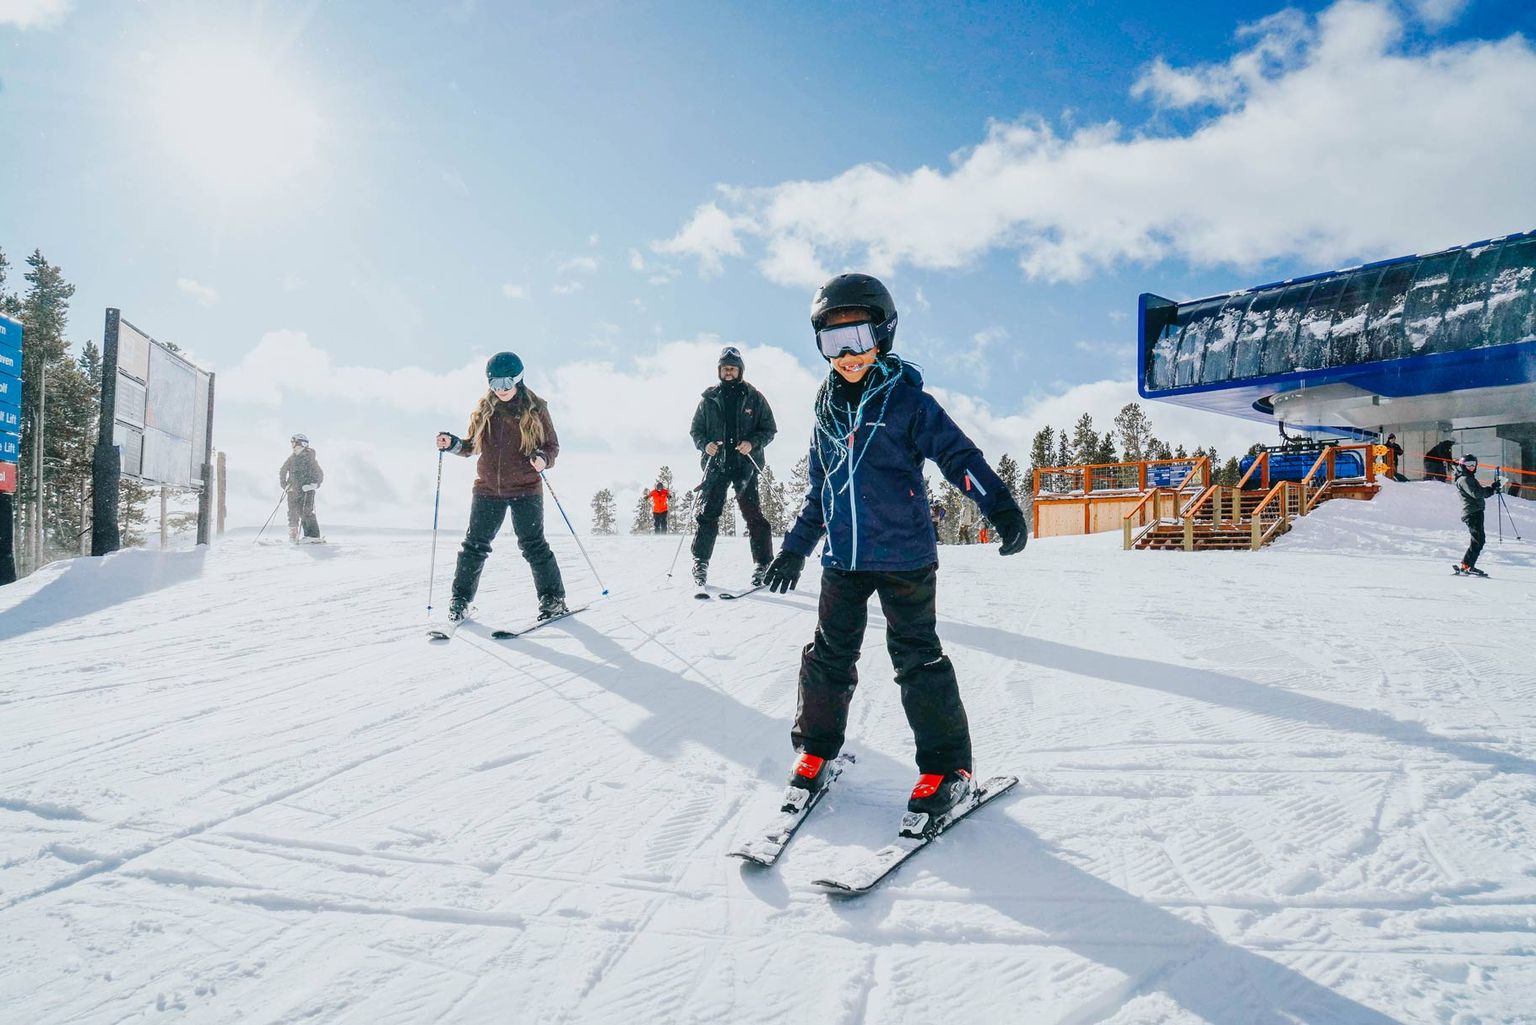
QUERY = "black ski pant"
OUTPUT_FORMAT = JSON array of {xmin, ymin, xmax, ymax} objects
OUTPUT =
[
  {"xmin": 286, "ymin": 489, "xmax": 320, "ymax": 538},
  {"xmin": 1462, "ymin": 513, "xmax": 1486, "ymax": 568},
  {"xmin": 653, "ymin": 512, "xmax": 668, "ymax": 533},
  {"xmin": 792, "ymin": 564, "xmax": 971, "ymax": 775},
  {"xmin": 692, "ymin": 461, "xmax": 772, "ymax": 566},
  {"xmin": 452, "ymin": 493, "xmax": 564, "ymax": 604}
]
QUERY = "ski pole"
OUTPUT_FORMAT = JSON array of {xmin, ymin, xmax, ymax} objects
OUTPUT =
[
  {"xmin": 427, "ymin": 450, "xmax": 445, "ymax": 614},
  {"xmin": 667, "ymin": 450, "xmax": 719, "ymax": 577},
  {"xmin": 539, "ymin": 468, "xmax": 609, "ymax": 596},
  {"xmin": 254, "ymin": 490, "xmax": 285, "ymax": 542}
]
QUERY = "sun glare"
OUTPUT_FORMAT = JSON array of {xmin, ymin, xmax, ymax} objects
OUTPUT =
[{"xmin": 152, "ymin": 48, "xmax": 322, "ymax": 197}]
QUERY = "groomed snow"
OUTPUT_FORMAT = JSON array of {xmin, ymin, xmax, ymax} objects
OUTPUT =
[{"xmin": 3, "ymin": 480, "xmax": 1535, "ymax": 1024}]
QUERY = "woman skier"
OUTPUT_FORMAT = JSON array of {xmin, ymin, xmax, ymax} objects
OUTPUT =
[
  {"xmin": 436, "ymin": 352, "xmax": 568, "ymax": 622},
  {"xmin": 762, "ymin": 273, "xmax": 1029, "ymax": 821}
]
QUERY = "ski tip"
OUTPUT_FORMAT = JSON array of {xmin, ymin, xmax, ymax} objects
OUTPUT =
[{"xmin": 601, "ymin": 589, "xmax": 610, "ymax": 596}]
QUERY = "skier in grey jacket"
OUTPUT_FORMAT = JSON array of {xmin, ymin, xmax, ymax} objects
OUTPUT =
[{"xmin": 1453, "ymin": 454, "xmax": 1500, "ymax": 576}]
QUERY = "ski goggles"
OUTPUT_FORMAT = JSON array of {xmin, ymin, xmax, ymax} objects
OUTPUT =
[
  {"xmin": 488, "ymin": 372, "xmax": 524, "ymax": 391},
  {"xmin": 816, "ymin": 321, "xmax": 879, "ymax": 360}
]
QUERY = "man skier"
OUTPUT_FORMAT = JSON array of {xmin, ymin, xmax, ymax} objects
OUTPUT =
[
  {"xmin": 1453, "ymin": 453, "xmax": 1501, "ymax": 577},
  {"xmin": 279, "ymin": 434, "xmax": 324, "ymax": 542},
  {"xmin": 761, "ymin": 272, "xmax": 1029, "ymax": 821},
  {"xmin": 689, "ymin": 346, "xmax": 777, "ymax": 587}
]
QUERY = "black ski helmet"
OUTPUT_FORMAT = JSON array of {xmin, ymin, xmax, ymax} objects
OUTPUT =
[
  {"xmin": 486, "ymin": 351, "xmax": 525, "ymax": 384},
  {"xmin": 1459, "ymin": 453, "xmax": 1478, "ymax": 472},
  {"xmin": 718, "ymin": 345, "xmax": 745, "ymax": 379},
  {"xmin": 810, "ymin": 273, "xmax": 898, "ymax": 352}
]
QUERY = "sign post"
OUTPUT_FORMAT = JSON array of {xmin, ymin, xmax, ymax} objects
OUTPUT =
[{"xmin": 0, "ymin": 312, "xmax": 23, "ymax": 585}]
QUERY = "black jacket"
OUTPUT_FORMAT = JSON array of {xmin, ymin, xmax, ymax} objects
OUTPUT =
[
  {"xmin": 1455, "ymin": 467, "xmax": 1496, "ymax": 518},
  {"xmin": 690, "ymin": 380, "xmax": 776, "ymax": 470},
  {"xmin": 280, "ymin": 448, "xmax": 324, "ymax": 492}
]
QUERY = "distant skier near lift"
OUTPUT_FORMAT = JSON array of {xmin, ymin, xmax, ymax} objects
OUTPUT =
[
  {"xmin": 435, "ymin": 351, "xmax": 570, "ymax": 622},
  {"xmin": 1452, "ymin": 453, "xmax": 1501, "ymax": 577},
  {"xmin": 760, "ymin": 272, "xmax": 1029, "ymax": 823},
  {"xmin": 279, "ymin": 434, "xmax": 324, "ymax": 542}
]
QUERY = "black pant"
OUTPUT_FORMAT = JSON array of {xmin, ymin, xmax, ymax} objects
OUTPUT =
[
  {"xmin": 793, "ymin": 564, "xmax": 971, "ymax": 774},
  {"xmin": 1462, "ymin": 513, "xmax": 1486, "ymax": 568},
  {"xmin": 453, "ymin": 494, "xmax": 564, "ymax": 603},
  {"xmin": 692, "ymin": 461, "xmax": 772, "ymax": 565},
  {"xmin": 653, "ymin": 512, "xmax": 668, "ymax": 533},
  {"xmin": 286, "ymin": 489, "xmax": 320, "ymax": 538}
]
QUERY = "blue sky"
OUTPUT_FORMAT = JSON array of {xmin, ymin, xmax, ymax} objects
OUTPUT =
[{"xmin": 3, "ymin": 0, "xmax": 1535, "ymax": 529}]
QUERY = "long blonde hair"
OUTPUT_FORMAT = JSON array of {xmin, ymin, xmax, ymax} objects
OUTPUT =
[{"xmin": 466, "ymin": 383, "xmax": 548, "ymax": 455}]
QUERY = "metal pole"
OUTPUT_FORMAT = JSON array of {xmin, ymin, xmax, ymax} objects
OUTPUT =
[
  {"xmin": 159, "ymin": 486, "xmax": 168, "ymax": 549},
  {"xmin": 92, "ymin": 308, "xmax": 122, "ymax": 556},
  {"xmin": 539, "ymin": 469, "xmax": 608, "ymax": 596},
  {"xmin": 33, "ymin": 364, "xmax": 44, "ymax": 567},
  {"xmin": 427, "ymin": 450, "xmax": 444, "ymax": 615},
  {"xmin": 196, "ymin": 371, "xmax": 216, "ymax": 546}
]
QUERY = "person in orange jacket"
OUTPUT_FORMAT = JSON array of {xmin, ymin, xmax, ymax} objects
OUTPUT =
[{"xmin": 648, "ymin": 481, "xmax": 670, "ymax": 533}]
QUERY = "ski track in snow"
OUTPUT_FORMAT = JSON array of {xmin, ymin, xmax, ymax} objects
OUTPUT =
[{"xmin": 3, "ymin": 482, "xmax": 1536, "ymax": 1024}]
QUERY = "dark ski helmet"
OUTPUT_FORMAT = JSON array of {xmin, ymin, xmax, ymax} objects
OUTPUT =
[
  {"xmin": 810, "ymin": 272, "xmax": 898, "ymax": 352},
  {"xmin": 486, "ymin": 351, "xmax": 525, "ymax": 389},
  {"xmin": 718, "ymin": 345, "xmax": 745, "ymax": 378},
  {"xmin": 1459, "ymin": 454, "xmax": 1479, "ymax": 471}
]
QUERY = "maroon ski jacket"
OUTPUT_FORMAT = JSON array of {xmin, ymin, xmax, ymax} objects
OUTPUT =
[{"xmin": 454, "ymin": 394, "xmax": 559, "ymax": 498}]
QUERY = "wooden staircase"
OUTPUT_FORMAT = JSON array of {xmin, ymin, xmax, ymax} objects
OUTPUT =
[{"xmin": 1122, "ymin": 446, "xmax": 1381, "ymax": 553}]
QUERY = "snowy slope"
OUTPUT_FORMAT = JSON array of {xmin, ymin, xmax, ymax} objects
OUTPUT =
[{"xmin": 3, "ymin": 481, "xmax": 1536, "ymax": 1025}]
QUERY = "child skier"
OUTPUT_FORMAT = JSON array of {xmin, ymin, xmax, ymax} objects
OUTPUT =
[
  {"xmin": 436, "ymin": 352, "xmax": 568, "ymax": 621},
  {"xmin": 762, "ymin": 273, "xmax": 1029, "ymax": 819}
]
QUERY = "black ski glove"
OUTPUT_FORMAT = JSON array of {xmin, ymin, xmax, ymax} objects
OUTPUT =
[
  {"xmin": 762, "ymin": 550, "xmax": 806, "ymax": 593},
  {"xmin": 437, "ymin": 431, "xmax": 463, "ymax": 454},
  {"xmin": 991, "ymin": 506, "xmax": 1028, "ymax": 556}
]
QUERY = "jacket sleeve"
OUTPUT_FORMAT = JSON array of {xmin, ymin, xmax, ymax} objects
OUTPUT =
[
  {"xmin": 909, "ymin": 392, "xmax": 1020, "ymax": 519},
  {"xmin": 311, "ymin": 454, "xmax": 324, "ymax": 487},
  {"xmin": 748, "ymin": 389, "xmax": 778, "ymax": 452},
  {"xmin": 279, "ymin": 456, "xmax": 292, "ymax": 490},
  {"xmin": 782, "ymin": 434, "xmax": 828, "ymax": 558},
  {"xmin": 690, "ymin": 398, "xmax": 711, "ymax": 452},
  {"xmin": 538, "ymin": 407, "xmax": 560, "ymax": 469}
]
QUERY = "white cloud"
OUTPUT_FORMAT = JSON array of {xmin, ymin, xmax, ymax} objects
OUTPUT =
[
  {"xmin": 176, "ymin": 277, "xmax": 220, "ymax": 306},
  {"xmin": 588, "ymin": 233, "xmax": 601, "ymax": 247},
  {"xmin": 553, "ymin": 281, "xmax": 585, "ymax": 295},
  {"xmin": 0, "ymin": 0, "xmax": 70, "ymax": 29},
  {"xmin": 558, "ymin": 255, "xmax": 599, "ymax": 274},
  {"xmin": 501, "ymin": 282, "xmax": 529, "ymax": 300},
  {"xmin": 655, "ymin": 0, "xmax": 1536, "ymax": 284},
  {"xmin": 652, "ymin": 202, "xmax": 748, "ymax": 277},
  {"xmin": 1407, "ymin": 0, "xmax": 1469, "ymax": 29}
]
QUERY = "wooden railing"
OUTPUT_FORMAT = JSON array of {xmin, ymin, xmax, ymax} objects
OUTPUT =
[{"xmin": 1249, "ymin": 481, "xmax": 1304, "ymax": 549}]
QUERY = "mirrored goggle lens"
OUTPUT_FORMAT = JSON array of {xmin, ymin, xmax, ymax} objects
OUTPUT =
[
  {"xmin": 817, "ymin": 322, "xmax": 878, "ymax": 359},
  {"xmin": 488, "ymin": 373, "xmax": 523, "ymax": 391}
]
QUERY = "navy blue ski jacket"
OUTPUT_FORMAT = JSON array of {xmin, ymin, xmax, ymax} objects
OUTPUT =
[{"xmin": 783, "ymin": 360, "xmax": 1021, "ymax": 572}]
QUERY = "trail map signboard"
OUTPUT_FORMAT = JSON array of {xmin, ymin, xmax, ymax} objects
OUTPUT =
[
  {"xmin": 1, "ymin": 312, "xmax": 22, "ymax": 584},
  {"xmin": 92, "ymin": 309, "xmax": 216, "ymax": 554}
]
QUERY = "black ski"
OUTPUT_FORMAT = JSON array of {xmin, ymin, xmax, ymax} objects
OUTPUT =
[
  {"xmin": 810, "ymin": 774, "xmax": 1018, "ymax": 895},
  {"xmin": 490, "ymin": 605, "xmax": 589, "ymax": 640},
  {"xmin": 728, "ymin": 753, "xmax": 854, "ymax": 867},
  {"xmin": 719, "ymin": 584, "xmax": 765, "ymax": 600}
]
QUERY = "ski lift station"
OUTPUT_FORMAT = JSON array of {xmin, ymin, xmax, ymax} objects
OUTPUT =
[
  {"xmin": 1139, "ymin": 227, "xmax": 1536, "ymax": 480},
  {"xmin": 1032, "ymin": 229, "xmax": 1536, "ymax": 546}
]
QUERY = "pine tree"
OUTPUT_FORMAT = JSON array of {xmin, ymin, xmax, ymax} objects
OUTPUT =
[
  {"xmin": 756, "ymin": 462, "xmax": 787, "ymax": 535},
  {"xmin": 1053, "ymin": 427, "xmax": 1071, "ymax": 470},
  {"xmin": 590, "ymin": 488, "xmax": 617, "ymax": 535},
  {"xmin": 1094, "ymin": 430, "xmax": 1118, "ymax": 465},
  {"xmin": 1070, "ymin": 413, "xmax": 1099, "ymax": 466},
  {"xmin": 16, "ymin": 250, "xmax": 79, "ymax": 569},
  {"xmin": 1113, "ymin": 402, "xmax": 1154, "ymax": 463},
  {"xmin": 937, "ymin": 481, "xmax": 964, "ymax": 544},
  {"xmin": 630, "ymin": 490, "xmax": 651, "ymax": 534},
  {"xmin": 995, "ymin": 453, "xmax": 1022, "ymax": 500},
  {"xmin": 788, "ymin": 454, "xmax": 810, "ymax": 507},
  {"xmin": 674, "ymin": 489, "xmax": 698, "ymax": 534}
]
